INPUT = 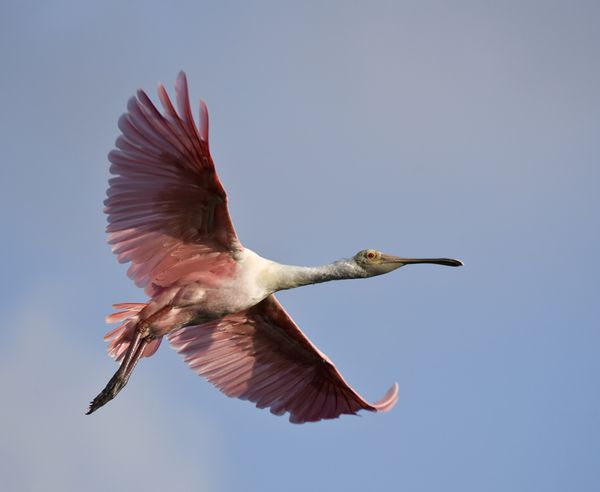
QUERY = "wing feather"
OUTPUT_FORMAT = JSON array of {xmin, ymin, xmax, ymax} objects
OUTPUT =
[
  {"xmin": 106, "ymin": 71, "xmax": 241, "ymax": 295},
  {"xmin": 168, "ymin": 295, "xmax": 398, "ymax": 423}
]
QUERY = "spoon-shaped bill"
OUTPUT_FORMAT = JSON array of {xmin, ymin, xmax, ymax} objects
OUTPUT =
[{"xmin": 381, "ymin": 255, "xmax": 463, "ymax": 267}]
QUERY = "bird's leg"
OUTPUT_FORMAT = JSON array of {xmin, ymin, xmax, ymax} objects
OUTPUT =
[
  {"xmin": 86, "ymin": 305, "xmax": 171, "ymax": 415},
  {"xmin": 86, "ymin": 331, "xmax": 149, "ymax": 415}
]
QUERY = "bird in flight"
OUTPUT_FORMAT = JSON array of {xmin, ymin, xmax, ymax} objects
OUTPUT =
[{"xmin": 87, "ymin": 72, "xmax": 463, "ymax": 423}]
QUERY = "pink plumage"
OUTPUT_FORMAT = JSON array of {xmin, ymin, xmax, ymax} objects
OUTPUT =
[
  {"xmin": 168, "ymin": 295, "xmax": 398, "ymax": 423},
  {"xmin": 89, "ymin": 70, "xmax": 460, "ymax": 421}
]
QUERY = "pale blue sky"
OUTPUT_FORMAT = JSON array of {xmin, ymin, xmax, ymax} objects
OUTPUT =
[{"xmin": 1, "ymin": 1, "xmax": 599, "ymax": 491}]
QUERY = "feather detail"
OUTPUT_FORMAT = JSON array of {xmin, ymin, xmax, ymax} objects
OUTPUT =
[
  {"xmin": 105, "ymin": 71, "xmax": 241, "ymax": 296},
  {"xmin": 168, "ymin": 295, "xmax": 398, "ymax": 423}
]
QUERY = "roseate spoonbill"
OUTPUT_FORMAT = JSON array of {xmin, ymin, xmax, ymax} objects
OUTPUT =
[{"xmin": 86, "ymin": 71, "xmax": 463, "ymax": 423}]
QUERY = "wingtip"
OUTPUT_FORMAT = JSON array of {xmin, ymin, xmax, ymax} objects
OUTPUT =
[
  {"xmin": 176, "ymin": 70, "xmax": 187, "ymax": 82},
  {"xmin": 373, "ymin": 382, "xmax": 399, "ymax": 413},
  {"xmin": 175, "ymin": 71, "xmax": 189, "ymax": 96},
  {"xmin": 199, "ymin": 99, "xmax": 209, "ymax": 143},
  {"xmin": 174, "ymin": 71, "xmax": 186, "ymax": 95}
]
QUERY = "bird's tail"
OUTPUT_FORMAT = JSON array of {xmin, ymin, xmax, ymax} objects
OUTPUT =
[{"xmin": 104, "ymin": 302, "xmax": 162, "ymax": 361}]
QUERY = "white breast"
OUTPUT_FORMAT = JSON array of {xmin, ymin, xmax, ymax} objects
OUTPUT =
[{"xmin": 205, "ymin": 248, "xmax": 276, "ymax": 314}]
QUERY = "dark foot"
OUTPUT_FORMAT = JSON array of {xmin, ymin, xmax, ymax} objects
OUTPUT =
[
  {"xmin": 86, "ymin": 333, "xmax": 148, "ymax": 415},
  {"xmin": 86, "ymin": 372, "xmax": 128, "ymax": 415}
]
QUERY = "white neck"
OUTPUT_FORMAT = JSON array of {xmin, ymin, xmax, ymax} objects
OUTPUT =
[{"xmin": 268, "ymin": 259, "xmax": 367, "ymax": 292}]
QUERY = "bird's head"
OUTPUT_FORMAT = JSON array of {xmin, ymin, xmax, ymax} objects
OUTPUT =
[{"xmin": 353, "ymin": 249, "xmax": 463, "ymax": 277}]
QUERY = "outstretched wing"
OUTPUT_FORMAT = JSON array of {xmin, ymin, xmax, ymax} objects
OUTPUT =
[
  {"xmin": 105, "ymin": 71, "xmax": 242, "ymax": 295},
  {"xmin": 168, "ymin": 295, "xmax": 398, "ymax": 423}
]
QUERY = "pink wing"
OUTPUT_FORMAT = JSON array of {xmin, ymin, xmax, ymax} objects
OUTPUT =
[
  {"xmin": 105, "ymin": 71, "xmax": 242, "ymax": 295},
  {"xmin": 168, "ymin": 295, "xmax": 398, "ymax": 423}
]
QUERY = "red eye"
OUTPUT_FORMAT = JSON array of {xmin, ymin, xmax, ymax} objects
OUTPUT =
[{"xmin": 367, "ymin": 252, "xmax": 375, "ymax": 259}]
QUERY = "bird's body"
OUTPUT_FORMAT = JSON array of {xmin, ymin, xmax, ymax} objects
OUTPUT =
[
  {"xmin": 87, "ymin": 72, "xmax": 462, "ymax": 423},
  {"xmin": 110, "ymin": 249, "xmax": 367, "ymax": 342},
  {"xmin": 144, "ymin": 248, "xmax": 274, "ymax": 336}
]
